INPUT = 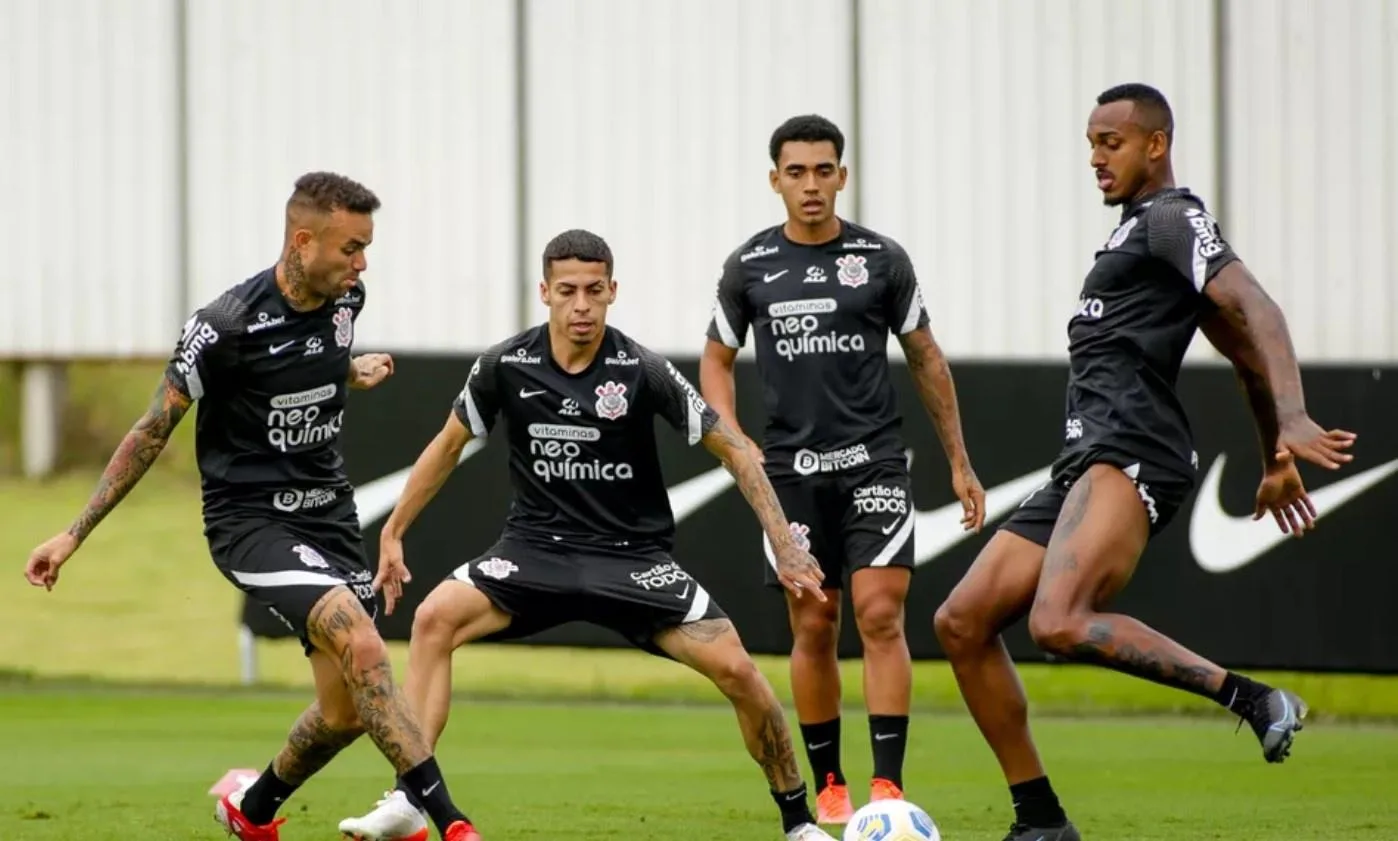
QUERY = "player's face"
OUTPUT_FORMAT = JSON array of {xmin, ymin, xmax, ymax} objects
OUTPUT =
[
  {"xmin": 293, "ymin": 209, "xmax": 373, "ymax": 298},
  {"xmin": 541, "ymin": 259, "xmax": 616, "ymax": 346},
  {"xmin": 770, "ymin": 141, "xmax": 847, "ymax": 226},
  {"xmin": 1086, "ymin": 101, "xmax": 1167, "ymax": 206}
]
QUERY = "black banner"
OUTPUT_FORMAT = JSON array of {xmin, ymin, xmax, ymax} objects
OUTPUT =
[{"xmin": 242, "ymin": 355, "xmax": 1398, "ymax": 674}]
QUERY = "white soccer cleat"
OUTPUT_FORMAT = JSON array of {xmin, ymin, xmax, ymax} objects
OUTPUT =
[
  {"xmin": 786, "ymin": 822, "xmax": 838, "ymax": 841},
  {"xmin": 338, "ymin": 790, "xmax": 430, "ymax": 841}
]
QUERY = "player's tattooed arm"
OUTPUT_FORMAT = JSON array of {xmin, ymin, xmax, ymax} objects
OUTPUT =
[
  {"xmin": 702, "ymin": 418, "xmax": 825, "ymax": 596},
  {"xmin": 1199, "ymin": 304, "xmax": 1283, "ymax": 462},
  {"xmin": 899, "ymin": 326, "xmax": 986, "ymax": 530},
  {"xmin": 66, "ymin": 376, "xmax": 191, "ymax": 544},
  {"xmin": 1201, "ymin": 262, "xmax": 1304, "ymax": 453},
  {"xmin": 898, "ymin": 327, "xmax": 971, "ymax": 466},
  {"xmin": 702, "ymin": 418, "xmax": 784, "ymax": 535},
  {"xmin": 1203, "ymin": 262, "xmax": 1356, "ymax": 471}
]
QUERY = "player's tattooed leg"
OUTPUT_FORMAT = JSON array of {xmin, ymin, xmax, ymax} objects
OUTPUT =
[
  {"xmin": 675, "ymin": 617, "xmax": 730, "ymax": 643},
  {"xmin": 306, "ymin": 587, "xmax": 433, "ymax": 774},
  {"xmin": 659, "ymin": 618, "xmax": 804, "ymax": 791},
  {"xmin": 751, "ymin": 697, "xmax": 805, "ymax": 792},
  {"xmin": 1029, "ymin": 465, "xmax": 1224, "ymax": 696},
  {"xmin": 273, "ymin": 701, "xmax": 363, "ymax": 785}
]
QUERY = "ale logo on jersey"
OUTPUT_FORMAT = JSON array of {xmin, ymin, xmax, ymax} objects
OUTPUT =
[
  {"xmin": 835, "ymin": 254, "xmax": 869, "ymax": 288},
  {"xmin": 595, "ymin": 381, "xmax": 629, "ymax": 420},
  {"xmin": 333, "ymin": 307, "xmax": 354, "ymax": 347}
]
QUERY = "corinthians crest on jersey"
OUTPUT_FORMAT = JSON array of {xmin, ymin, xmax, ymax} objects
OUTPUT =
[
  {"xmin": 835, "ymin": 254, "xmax": 869, "ymax": 288},
  {"xmin": 594, "ymin": 381, "xmax": 629, "ymax": 420}
]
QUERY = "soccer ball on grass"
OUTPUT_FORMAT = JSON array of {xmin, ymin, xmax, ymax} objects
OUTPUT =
[{"xmin": 843, "ymin": 798, "xmax": 941, "ymax": 841}]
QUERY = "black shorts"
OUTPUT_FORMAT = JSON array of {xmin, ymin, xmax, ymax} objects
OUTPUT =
[
  {"xmin": 999, "ymin": 449, "xmax": 1194, "ymax": 548},
  {"xmin": 763, "ymin": 460, "xmax": 916, "ymax": 589},
  {"xmin": 449, "ymin": 533, "xmax": 728, "ymax": 658},
  {"xmin": 209, "ymin": 508, "xmax": 378, "ymax": 657}
]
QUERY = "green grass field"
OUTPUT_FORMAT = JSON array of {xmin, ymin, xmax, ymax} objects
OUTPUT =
[
  {"xmin": 3, "ymin": 688, "xmax": 1396, "ymax": 841},
  {"xmin": 2, "ymin": 362, "xmax": 1397, "ymax": 838}
]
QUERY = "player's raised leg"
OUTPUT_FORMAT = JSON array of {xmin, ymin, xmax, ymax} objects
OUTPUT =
[
  {"xmin": 935, "ymin": 527, "xmax": 1077, "ymax": 841},
  {"xmin": 654, "ymin": 617, "xmax": 836, "ymax": 841},
  {"xmin": 1026, "ymin": 464, "xmax": 1307, "ymax": 760},
  {"xmin": 218, "ymin": 646, "xmax": 367, "ymax": 840},
  {"xmin": 303, "ymin": 587, "xmax": 480, "ymax": 841},
  {"xmin": 339, "ymin": 576, "xmax": 512, "ymax": 841}
]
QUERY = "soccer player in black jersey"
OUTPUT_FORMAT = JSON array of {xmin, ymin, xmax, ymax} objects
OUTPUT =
[
  {"xmin": 932, "ymin": 84, "xmax": 1358, "ymax": 841},
  {"xmin": 23, "ymin": 173, "xmax": 481, "ymax": 841},
  {"xmin": 338, "ymin": 229, "xmax": 837, "ymax": 841},
  {"xmin": 701, "ymin": 114, "xmax": 985, "ymax": 823}
]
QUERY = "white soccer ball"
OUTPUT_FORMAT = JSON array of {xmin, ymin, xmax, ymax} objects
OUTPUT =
[{"xmin": 842, "ymin": 798, "xmax": 941, "ymax": 841}]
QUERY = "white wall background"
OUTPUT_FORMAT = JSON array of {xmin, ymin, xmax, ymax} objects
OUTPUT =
[
  {"xmin": 1223, "ymin": 0, "xmax": 1398, "ymax": 362},
  {"xmin": 1, "ymin": 0, "xmax": 1393, "ymax": 362},
  {"xmin": 0, "ymin": 0, "xmax": 182, "ymax": 359}
]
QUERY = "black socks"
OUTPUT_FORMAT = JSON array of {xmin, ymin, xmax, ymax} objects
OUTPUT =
[
  {"xmin": 771, "ymin": 782, "xmax": 816, "ymax": 833},
  {"xmin": 399, "ymin": 757, "xmax": 471, "ymax": 836},
  {"xmin": 1215, "ymin": 671, "xmax": 1270, "ymax": 718},
  {"xmin": 239, "ymin": 762, "xmax": 299, "ymax": 825},
  {"xmin": 798, "ymin": 718, "xmax": 845, "ymax": 791},
  {"xmin": 869, "ymin": 714, "xmax": 909, "ymax": 789},
  {"xmin": 1010, "ymin": 775, "xmax": 1068, "ymax": 828}
]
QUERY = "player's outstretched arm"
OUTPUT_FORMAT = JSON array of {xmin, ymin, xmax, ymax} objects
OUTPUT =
[
  {"xmin": 382, "ymin": 412, "xmax": 473, "ymax": 543},
  {"xmin": 701, "ymin": 418, "xmax": 825, "ymax": 600},
  {"xmin": 24, "ymin": 375, "xmax": 191, "ymax": 590},
  {"xmin": 70, "ymin": 375, "xmax": 191, "ymax": 543},
  {"xmin": 374, "ymin": 411, "xmax": 474, "ymax": 614},
  {"xmin": 1201, "ymin": 261, "xmax": 1356, "ymax": 471},
  {"xmin": 897, "ymin": 326, "xmax": 986, "ymax": 532}
]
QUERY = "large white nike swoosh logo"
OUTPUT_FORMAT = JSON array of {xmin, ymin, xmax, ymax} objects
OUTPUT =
[
  {"xmin": 1190, "ymin": 454, "xmax": 1398, "ymax": 574},
  {"xmin": 355, "ymin": 439, "xmax": 487, "ymax": 528}
]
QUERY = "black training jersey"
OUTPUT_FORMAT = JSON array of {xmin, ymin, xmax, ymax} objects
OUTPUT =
[
  {"xmin": 1056, "ymin": 187, "xmax": 1240, "ymax": 483},
  {"xmin": 163, "ymin": 267, "xmax": 366, "ymax": 522},
  {"xmin": 705, "ymin": 219, "xmax": 930, "ymax": 480},
  {"xmin": 453, "ymin": 324, "xmax": 720, "ymax": 552}
]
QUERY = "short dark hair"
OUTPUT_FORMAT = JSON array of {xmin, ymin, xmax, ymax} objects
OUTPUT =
[
  {"xmin": 287, "ymin": 171, "xmax": 381, "ymax": 217},
  {"xmin": 1097, "ymin": 83, "xmax": 1174, "ymax": 141},
  {"xmin": 542, "ymin": 229, "xmax": 613, "ymax": 278},
  {"xmin": 769, "ymin": 114, "xmax": 845, "ymax": 164}
]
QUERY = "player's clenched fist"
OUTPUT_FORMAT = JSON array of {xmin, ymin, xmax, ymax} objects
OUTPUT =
[
  {"xmin": 25, "ymin": 532, "xmax": 78, "ymax": 591},
  {"xmin": 350, "ymin": 353, "xmax": 395, "ymax": 390}
]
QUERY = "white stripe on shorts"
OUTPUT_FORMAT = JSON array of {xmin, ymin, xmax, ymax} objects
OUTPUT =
[{"xmin": 231, "ymin": 569, "xmax": 346, "ymax": 589}]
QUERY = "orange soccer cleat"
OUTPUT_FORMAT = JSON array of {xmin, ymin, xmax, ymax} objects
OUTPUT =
[{"xmin": 815, "ymin": 773, "xmax": 855, "ymax": 824}]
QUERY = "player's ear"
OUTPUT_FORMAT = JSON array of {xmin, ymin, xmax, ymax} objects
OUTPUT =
[
  {"xmin": 606, "ymin": 279, "xmax": 617, "ymax": 304},
  {"xmin": 769, "ymin": 168, "xmax": 780, "ymax": 194},
  {"xmin": 1148, "ymin": 130, "xmax": 1169, "ymax": 162},
  {"xmin": 837, "ymin": 165, "xmax": 848, "ymax": 190},
  {"xmin": 538, "ymin": 279, "xmax": 549, "ymax": 305}
]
